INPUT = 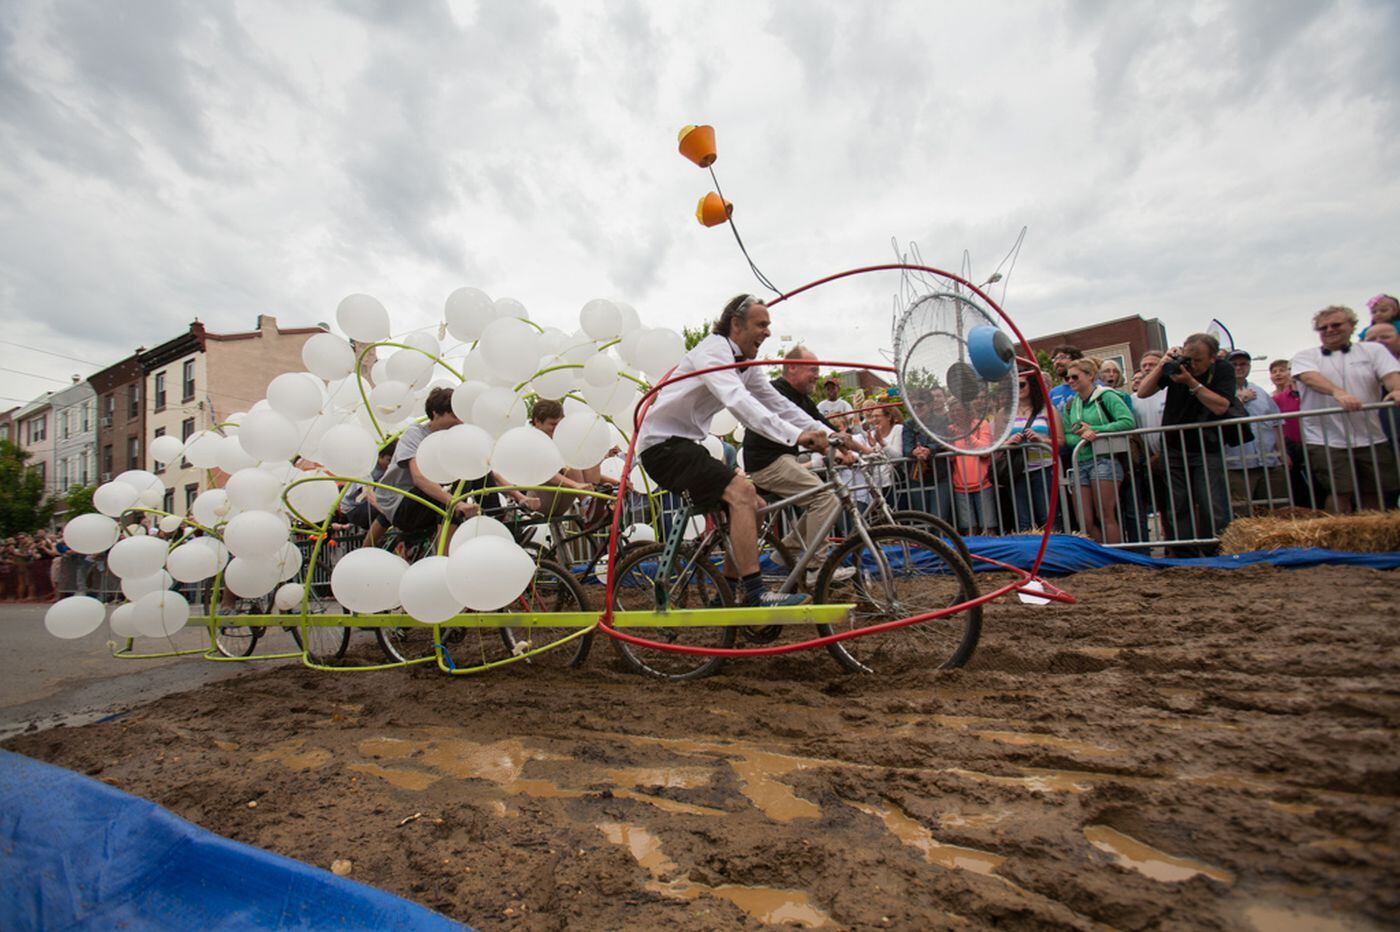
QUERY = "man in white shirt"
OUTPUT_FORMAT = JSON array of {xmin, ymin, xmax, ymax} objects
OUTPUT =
[
  {"xmin": 637, "ymin": 294, "xmax": 829, "ymax": 608},
  {"xmin": 816, "ymin": 379, "xmax": 853, "ymax": 429},
  {"xmin": 1290, "ymin": 305, "xmax": 1400, "ymax": 512}
]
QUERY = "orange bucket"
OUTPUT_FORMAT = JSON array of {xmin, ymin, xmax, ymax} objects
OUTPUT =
[
  {"xmin": 695, "ymin": 192, "xmax": 732, "ymax": 227},
  {"xmin": 678, "ymin": 124, "xmax": 717, "ymax": 168}
]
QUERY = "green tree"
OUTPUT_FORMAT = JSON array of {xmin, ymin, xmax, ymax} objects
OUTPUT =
[
  {"xmin": 0, "ymin": 440, "xmax": 55, "ymax": 535},
  {"xmin": 1035, "ymin": 349, "xmax": 1058, "ymax": 384},
  {"xmin": 681, "ymin": 322, "xmax": 710, "ymax": 351},
  {"xmin": 64, "ymin": 484, "xmax": 97, "ymax": 519}
]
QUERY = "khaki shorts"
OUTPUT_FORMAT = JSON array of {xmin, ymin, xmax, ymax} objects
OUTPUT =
[{"xmin": 1304, "ymin": 443, "xmax": 1398, "ymax": 498}]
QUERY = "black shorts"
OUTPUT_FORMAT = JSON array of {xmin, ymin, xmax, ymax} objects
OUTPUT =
[{"xmin": 640, "ymin": 437, "xmax": 737, "ymax": 510}]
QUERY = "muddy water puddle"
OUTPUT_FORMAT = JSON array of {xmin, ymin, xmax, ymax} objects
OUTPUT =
[
  {"xmin": 597, "ymin": 821, "xmax": 834, "ymax": 928},
  {"xmin": 253, "ymin": 739, "xmax": 332, "ymax": 772},
  {"xmin": 1084, "ymin": 825, "xmax": 1233, "ymax": 884},
  {"xmin": 850, "ymin": 802, "xmax": 1004, "ymax": 875}
]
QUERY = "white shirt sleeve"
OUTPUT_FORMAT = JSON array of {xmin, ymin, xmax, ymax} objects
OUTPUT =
[
  {"xmin": 694, "ymin": 347, "xmax": 810, "ymax": 447},
  {"xmin": 1289, "ymin": 347, "xmax": 1320, "ymax": 377}
]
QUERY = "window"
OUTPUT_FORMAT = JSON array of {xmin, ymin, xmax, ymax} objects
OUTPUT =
[
  {"xmin": 163, "ymin": 487, "xmax": 175, "ymax": 515},
  {"xmin": 103, "ymin": 444, "xmax": 114, "ymax": 476},
  {"xmin": 184, "ymin": 483, "xmax": 199, "ymax": 510},
  {"xmin": 182, "ymin": 359, "xmax": 196, "ymax": 402},
  {"xmin": 81, "ymin": 401, "xmax": 90, "ymax": 433},
  {"xmin": 27, "ymin": 415, "xmax": 46, "ymax": 444},
  {"xmin": 61, "ymin": 410, "xmax": 70, "ymax": 440},
  {"xmin": 59, "ymin": 458, "xmax": 69, "ymax": 491},
  {"xmin": 127, "ymin": 435, "xmax": 141, "ymax": 470},
  {"xmin": 180, "ymin": 417, "xmax": 195, "ymax": 468},
  {"xmin": 154, "ymin": 372, "xmax": 167, "ymax": 411},
  {"xmin": 79, "ymin": 452, "xmax": 90, "ymax": 486},
  {"xmin": 153, "ymin": 427, "xmax": 166, "ymax": 474},
  {"xmin": 127, "ymin": 384, "xmax": 140, "ymax": 418},
  {"xmin": 33, "ymin": 462, "xmax": 45, "ymax": 487}
]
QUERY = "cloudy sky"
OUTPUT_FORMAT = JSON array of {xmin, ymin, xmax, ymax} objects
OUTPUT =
[{"xmin": 1, "ymin": 0, "xmax": 1396, "ymax": 407}]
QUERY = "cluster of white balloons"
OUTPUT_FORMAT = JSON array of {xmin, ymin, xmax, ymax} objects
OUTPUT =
[{"xmin": 47, "ymin": 288, "xmax": 688, "ymax": 639}]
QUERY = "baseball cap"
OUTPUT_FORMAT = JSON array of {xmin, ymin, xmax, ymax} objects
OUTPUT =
[{"xmin": 1226, "ymin": 349, "xmax": 1250, "ymax": 361}]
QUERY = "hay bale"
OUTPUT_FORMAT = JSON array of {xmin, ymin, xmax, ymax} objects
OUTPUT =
[{"xmin": 1220, "ymin": 510, "xmax": 1400, "ymax": 554}]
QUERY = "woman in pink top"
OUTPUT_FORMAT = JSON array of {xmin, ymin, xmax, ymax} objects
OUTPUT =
[{"xmin": 948, "ymin": 402, "xmax": 996, "ymax": 535}]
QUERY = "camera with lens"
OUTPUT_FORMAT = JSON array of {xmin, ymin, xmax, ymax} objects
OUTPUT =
[{"xmin": 1161, "ymin": 352, "xmax": 1187, "ymax": 376}]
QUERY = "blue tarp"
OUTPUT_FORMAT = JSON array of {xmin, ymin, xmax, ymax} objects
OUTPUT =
[
  {"xmin": 962, "ymin": 533, "xmax": 1400, "ymax": 575},
  {"xmin": 0, "ymin": 750, "xmax": 465, "ymax": 931}
]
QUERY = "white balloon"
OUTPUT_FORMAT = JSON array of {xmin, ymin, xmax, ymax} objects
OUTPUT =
[
  {"xmin": 286, "ymin": 472, "xmax": 341, "ymax": 523},
  {"xmin": 478, "ymin": 317, "xmax": 541, "ymax": 383},
  {"xmin": 463, "ymin": 345, "xmax": 516, "ymax": 387},
  {"xmin": 437, "ymin": 423, "xmax": 493, "ymax": 481},
  {"xmin": 709, "ymin": 409, "xmax": 739, "ymax": 436},
  {"xmin": 274, "ymin": 582, "xmax": 306, "ymax": 611},
  {"xmin": 369, "ymin": 380, "xmax": 410, "ymax": 416},
  {"xmin": 618, "ymin": 328, "xmax": 647, "ymax": 369},
  {"xmin": 269, "ymin": 540, "xmax": 304, "ymax": 582},
  {"xmin": 552, "ymin": 412, "xmax": 612, "ymax": 469},
  {"xmin": 122, "ymin": 570, "xmax": 173, "ymax": 602},
  {"xmin": 387, "ymin": 345, "xmax": 435, "ymax": 387},
  {"xmin": 494, "ymin": 296, "xmax": 528, "ymax": 320},
  {"xmin": 583, "ymin": 379, "xmax": 640, "ymax": 422},
  {"xmin": 446, "ymin": 536, "xmax": 535, "ymax": 611},
  {"xmin": 225, "ymin": 467, "xmax": 283, "ymax": 513},
  {"xmin": 107, "ymin": 535, "xmax": 169, "ymax": 579},
  {"xmin": 537, "ymin": 327, "xmax": 571, "ymax": 357},
  {"xmin": 166, "ymin": 540, "xmax": 218, "ymax": 583},
  {"xmin": 701, "ymin": 435, "xmax": 725, "ymax": 460},
  {"xmin": 267, "ymin": 372, "xmax": 325, "ymax": 421},
  {"xmin": 330, "ymin": 547, "xmax": 408, "ymax": 613},
  {"xmin": 448, "ymin": 515, "xmax": 513, "ymax": 554},
  {"xmin": 223, "ymin": 556, "xmax": 279, "ymax": 599},
  {"xmin": 472, "ymin": 386, "xmax": 527, "ymax": 438},
  {"xmin": 444, "ymin": 286, "xmax": 497, "ymax": 342},
  {"xmin": 158, "ymin": 514, "xmax": 184, "ymax": 533},
  {"xmin": 222, "ymin": 511, "xmax": 290, "ymax": 560},
  {"xmin": 64, "ymin": 513, "xmax": 120, "ymax": 553},
  {"xmin": 579, "ymin": 298, "xmax": 622, "ymax": 341},
  {"xmin": 195, "ymin": 535, "xmax": 231, "ymax": 571},
  {"xmin": 239, "ymin": 409, "xmax": 300, "ymax": 463},
  {"xmin": 530, "ymin": 354, "xmax": 578, "ymax": 400},
  {"xmin": 624, "ymin": 522, "xmax": 657, "ymax": 543},
  {"xmin": 491, "ymin": 426, "xmax": 563, "ymax": 487},
  {"xmin": 303, "ymin": 332, "xmax": 356, "ymax": 381},
  {"xmin": 399, "ymin": 556, "xmax": 464, "ymax": 624},
  {"xmin": 185, "ymin": 430, "xmax": 225, "ymax": 468},
  {"xmin": 294, "ymin": 411, "xmax": 340, "ymax": 460},
  {"xmin": 732, "ymin": 424, "xmax": 746, "ymax": 442},
  {"xmin": 93, "ymin": 481, "xmax": 140, "ymax": 517},
  {"xmin": 324, "ymin": 375, "xmax": 368, "ymax": 412},
  {"xmin": 132, "ymin": 589, "xmax": 190, "ymax": 638},
  {"xmin": 45, "ymin": 596, "xmax": 106, "ymax": 639},
  {"xmin": 370, "ymin": 358, "xmax": 391, "ymax": 386},
  {"xmin": 110, "ymin": 602, "xmax": 140, "ymax": 638},
  {"xmin": 318, "ymin": 423, "xmax": 378, "ymax": 478},
  {"xmin": 150, "ymin": 434, "xmax": 185, "ymax": 465},
  {"xmin": 411, "ymin": 429, "xmax": 456, "ymax": 484},
  {"xmin": 451, "ymin": 380, "xmax": 489, "ymax": 423},
  {"xmin": 682, "ymin": 514, "xmax": 705, "ymax": 540},
  {"xmin": 638, "ymin": 328, "xmax": 685, "ymax": 379},
  {"xmin": 191, "ymin": 489, "xmax": 232, "ymax": 528},
  {"xmin": 615, "ymin": 301, "xmax": 642, "ymax": 334},
  {"xmin": 582, "ymin": 352, "xmax": 620, "ymax": 388},
  {"xmin": 337, "ymin": 293, "xmax": 390, "ymax": 343}
]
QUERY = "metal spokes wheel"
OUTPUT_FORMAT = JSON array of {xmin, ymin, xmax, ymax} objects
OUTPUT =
[
  {"xmin": 608, "ymin": 542, "xmax": 737, "ymax": 681},
  {"xmin": 814, "ymin": 526, "xmax": 981, "ymax": 674}
]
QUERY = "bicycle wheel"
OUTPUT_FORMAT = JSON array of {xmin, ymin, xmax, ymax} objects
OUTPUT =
[
  {"xmin": 286, "ymin": 583, "xmax": 351, "ymax": 663},
  {"xmin": 214, "ymin": 596, "xmax": 265, "ymax": 658},
  {"xmin": 885, "ymin": 509, "xmax": 973, "ymax": 568},
  {"xmin": 608, "ymin": 541, "xmax": 736, "ymax": 680},
  {"xmin": 490, "ymin": 558, "xmax": 592, "ymax": 670},
  {"xmin": 814, "ymin": 526, "xmax": 981, "ymax": 674}
]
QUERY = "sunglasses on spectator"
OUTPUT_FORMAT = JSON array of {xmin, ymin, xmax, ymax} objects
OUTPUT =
[{"xmin": 1315, "ymin": 322, "xmax": 1350, "ymax": 332}]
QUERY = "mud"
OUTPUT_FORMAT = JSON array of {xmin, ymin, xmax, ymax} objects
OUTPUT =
[{"xmin": 5, "ymin": 564, "xmax": 1398, "ymax": 930}]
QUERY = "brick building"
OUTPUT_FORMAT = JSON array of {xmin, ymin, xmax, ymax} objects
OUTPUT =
[
  {"xmin": 89, "ymin": 352, "xmax": 147, "ymax": 486},
  {"xmin": 1028, "ymin": 314, "xmax": 1169, "ymax": 378},
  {"xmin": 141, "ymin": 315, "xmax": 325, "ymax": 508}
]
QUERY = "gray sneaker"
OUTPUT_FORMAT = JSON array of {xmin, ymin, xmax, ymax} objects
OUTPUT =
[
  {"xmin": 744, "ymin": 588, "xmax": 811, "ymax": 608},
  {"xmin": 806, "ymin": 565, "xmax": 856, "ymax": 588}
]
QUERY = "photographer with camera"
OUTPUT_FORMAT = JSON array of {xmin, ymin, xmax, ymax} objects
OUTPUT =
[{"xmin": 1137, "ymin": 332, "xmax": 1237, "ymax": 556}]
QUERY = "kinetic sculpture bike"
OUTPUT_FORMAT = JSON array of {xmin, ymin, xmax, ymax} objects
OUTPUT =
[{"xmin": 43, "ymin": 122, "xmax": 1072, "ymax": 678}]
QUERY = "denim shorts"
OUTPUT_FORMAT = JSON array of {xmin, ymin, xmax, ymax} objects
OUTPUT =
[{"xmin": 1076, "ymin": 457, "xmax": 1124, "ymax": 484}]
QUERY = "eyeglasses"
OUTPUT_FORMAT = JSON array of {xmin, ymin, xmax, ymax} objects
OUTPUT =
[{"xmin": 1315, "ymin": 322, "xmax": 1350, "ymax": 332}]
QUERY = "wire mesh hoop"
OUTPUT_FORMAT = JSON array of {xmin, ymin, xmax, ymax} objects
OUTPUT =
[{"xmin": 896, "ymin": 291, "xmax": 1017, "ymax": 455}]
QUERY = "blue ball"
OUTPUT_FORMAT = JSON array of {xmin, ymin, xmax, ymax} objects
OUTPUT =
[{"xmin": 968, "ymin": 326, "xmax": 1014, "ymax": 380}]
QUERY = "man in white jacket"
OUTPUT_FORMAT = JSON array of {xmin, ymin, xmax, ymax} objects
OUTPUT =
[{"xmin": 637, "ymin": 294, "xmax": 830, "ymax": 607}]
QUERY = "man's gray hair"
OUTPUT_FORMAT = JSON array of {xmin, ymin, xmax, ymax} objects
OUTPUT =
[
  {"xmin": 1182, "ymin": 332, "xmax": 1220, "ymax": 356},
  {"xmin": 712, "ymin": 294, "xmax": 763, "ymax": 336},
  {"xmin": 1311, "ymin": 304, "xmax": 1358, "ymax": 329}
]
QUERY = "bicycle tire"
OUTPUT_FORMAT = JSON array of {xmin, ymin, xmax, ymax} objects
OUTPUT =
[
  {"xmin": 492, "ymin": 557, "xmax": 592, "ymax": 670},
  {"xmin": 607, "ymin": 541, "xmax": 736, "ymax": 681},
  {"xmin": 814, "ymin": 525, "xmax": 981, "ymax": 674},
  {"xmin": 213, "ymin": 596, "xmax": 265, "ymax": 658},
  {"xmin": 286, "ymin": 583, "xmax": 351, "ymax": 663},
  {"xmin": 884, "ymin": 509, "xmax": 973, "ymax": 568}
]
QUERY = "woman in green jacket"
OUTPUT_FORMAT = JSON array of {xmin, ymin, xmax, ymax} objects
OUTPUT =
[{"xmin": 1064, "ymin": 358, "xmax": 1137, "ymax": 544}]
